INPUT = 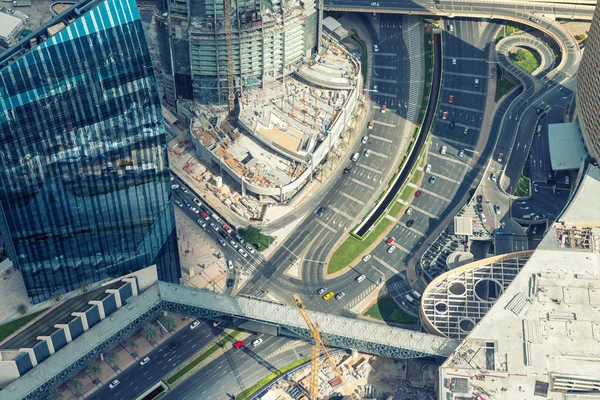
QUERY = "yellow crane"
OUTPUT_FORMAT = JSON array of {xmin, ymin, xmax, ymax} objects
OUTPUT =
[
  {"xmin": 291, "ymin": 294, "xmax": 344, "ymax": 400},
  {"xmin": 223, "ymin": 0, "xmax": 235, "ymax": 113}
]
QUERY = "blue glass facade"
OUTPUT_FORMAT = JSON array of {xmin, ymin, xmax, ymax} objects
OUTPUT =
[{"xmin": 0, "ymin": 0, "xmax": 180, "ymax": 303}]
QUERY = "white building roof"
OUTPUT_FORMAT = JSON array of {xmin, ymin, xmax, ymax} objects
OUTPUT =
[
  {"xmin": 322, "ymin": 16, "xmax": 342, "ymax": 33},
  {"xmin": 559, "ymin": 164, "xmax": 600, "ymax": 225},
  {"xmin": 0, "ymin": 13, "xmax": 23, "ymax": 40},
  {"xmin": 548, "ymin": 122, "xmax": 587, "ymax": 171}
]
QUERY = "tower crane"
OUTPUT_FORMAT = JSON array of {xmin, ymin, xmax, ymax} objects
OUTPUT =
[{"xmin": 291, "ymin": 294, "xmax": 344, "ymax": 399}]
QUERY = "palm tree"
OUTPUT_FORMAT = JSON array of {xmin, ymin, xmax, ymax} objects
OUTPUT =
[
  {"xmin": 346, "ymin": 126, "xmax": 355, "ymax": 137},
  {"xmin": 161, "ymin": 314, "xmax": 176, "ymax": 332},
  {"xmin": 357, "ymin": 101, "xmax": 365, "ymax": 111},
  {"xmin": 104, "ymin": 350, "xmax": 120, "ymax": 371},
  {"xmin": 315, "ymin": 164, "xmax": 325, "ymax": 182},
  {"xmin": 86, "ymin": 362, "xmax": 102, "ymax": 385},
  {"xmin": 128, "ymin": 340, "xmax": 138, "ymax": 355},
  {"xmin": 142, "ymin": 323, "xmax": 158, "ymax": 344},
  {"xmin": 78, "ymin": 280, "xmax": 90, "ymax": 293},
  {"xmin": 44, "ymin": 388, "xmax": 61, "ymax": 400},
  {"xmin": 339, "ymin": 140, "xmax": 348, "ymax": 153},
  {"xmin": 66, "ymin": 378, "xmax": 83, "ymax": 399},
  {"xmin": 351, "ymin": 113, "xmax": 359, "ymax": 124},
  {"xmin": 16, "ymin": 304, "xmax": 28, "ymax": 315}
]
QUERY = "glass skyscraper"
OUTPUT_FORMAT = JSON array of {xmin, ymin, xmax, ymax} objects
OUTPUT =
[{"xmin": 0, "ymin": 0, "xmax": 180, "ymax": 303}]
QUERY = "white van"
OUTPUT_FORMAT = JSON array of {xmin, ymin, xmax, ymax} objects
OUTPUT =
[
  {"xmin": 351, "ymin": 153, "xmax": 359, "ymax": 162},
  {"xmin": 355, "ymin": 275, "xmax": 366, "ymax": 283}
]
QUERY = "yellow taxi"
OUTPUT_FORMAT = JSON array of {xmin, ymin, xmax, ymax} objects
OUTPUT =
[
  {"xmin": 368, "ymin": 120, "xmax": 374, "ymax": 129},
  {"xmin": 323, "ymin": 291, "xmax": 335, "ymax": 301}
]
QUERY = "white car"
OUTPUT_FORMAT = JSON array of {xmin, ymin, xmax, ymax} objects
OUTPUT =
[
  {"xmin": 356, "ymin": 274, "xmax": 366, "ymax": 283},
  {"xmin": 364, "ymin": 149, "xmax": 371, "ymax": 157},
  {"xmin": 181, "ymin": 187, "xmax": 189, "ymax": 194},
  {"xmin": 374, "ymin": 44, "xmax": 379, "ymax": 52},
  {"xmin": 440, "ymin": 146, "xmax": 447, "ymax": 155},
  {"xmin": 245, "ymin": 244, "xmax": 255, "ymax": 254},
  {"xmin": 362, "ymin": 254, "xmax": 372, "ymax": 262},
  {"xmin": 480, "ymin": 213, "xmax": 487, "ymax": 223},
  {"xmin": 371, "ymin": 1, "xmax": 379, "ymax": 6},
  {"xmin": 425, "ymin": 164, "xmax": 432, "ymax": 173},
  {"xmin": 387, "ymin": 245, "xmax": 396, "ymax": 254},
  {"xmin": 458, "ymin": 149, "xmax": 465, "ymax": 158},
  {"xmin": 109, "ymin": 380, "xmax": 120, "ymax": 389},
  {"xmin": 238, "ymin": 248, "xmax": 248, "ymax": 258},
  {"xmin": 452, "ymin": 58, "xmax": 457, "ymax": 65},
  {"xmin": 373, "ymin": 85, "xmax": 378, "ymax": 91},
  {"xmin": 171, "ymin": 184, "xmax": 179, "ymax": 190},
  {"xmin": 190, "ymin": 207, "xmax": 199, "ymax": 214},
  {"xmin": 490, "ymin": 173, "xmax": 497, "ymax": 182},
  {"xmin": 229, "ymin": 240, "xmax": 239, "ymax": 250},
  {"xmin": 140, "ymin": 357, "xmax": 150, "ymax": 366},
  {"xmin": 227, "ymin": 260, "xmax": 234, "ymax": 269},
  {"xmin": 362, "ymin": 136, "xmax": 369, "ymax": 143},
  {"xmin": 174, "ymin": 199, "xmax": 183, "ymax": 208},
  {"xmin": 197, "ymin": 219, "xmax": 207, "ymax": 228},
  {"xmin": 190, "ymin": 320, "xmax": 200, "ymax": 329},
  {"xmin": 252, "ymin": 338, "xmax": 264, "ymax": 347}
]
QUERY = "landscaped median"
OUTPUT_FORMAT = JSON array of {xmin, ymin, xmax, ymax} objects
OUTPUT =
[
  {"xmin": 166, "ymin": 330, "xmax": 242, "ymax": 386},
  {"xmin": 234, "ymin": 356, "xmax": 311, "ymax": 400},
  {"xmin": 364, "ymin": 295, "xmax": 418, "ymax": 325}
]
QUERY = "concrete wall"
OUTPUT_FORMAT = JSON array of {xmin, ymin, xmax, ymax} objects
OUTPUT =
[
  {"xmin": 102, "ymin": 294, "xmax": 117, "ymax": 316},
  {"xmin": 50, "ymin": 329, "xmax": 67, "ymax": 353},
  {"xmin": 32, "ymin": 341, "xmax": 49, "ymax": 364},
  {"xmin": 68, "ymin": 317, "xmax": 84, "ymax": 340},
  {"xmin": 0, "ymin": 358, "xmax": 21, "ymax": 388},
  {"xmin": 119, "ymin": 282, "xmax": 133, "ymax": 303},
  {"xmin": 85, "ymin": 306, "xmax": 101, "ymax": 328}
]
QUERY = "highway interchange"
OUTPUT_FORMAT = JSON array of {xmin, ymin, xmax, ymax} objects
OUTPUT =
[{"xmin": 99, "ymin": 1, "xmax": 588, "ymax": 398}]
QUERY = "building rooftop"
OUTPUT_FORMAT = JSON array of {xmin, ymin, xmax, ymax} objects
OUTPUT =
[
  {"xmin": 439, "ymin": 164, "xmax": 600, "ymax": 399},
  {"xmin": 548, "ymin": 122, "xmax": 587, "ymax": 171},
  {"xmin": 0, "ymin": 12, "xmax": 23, "ymax": 39}
]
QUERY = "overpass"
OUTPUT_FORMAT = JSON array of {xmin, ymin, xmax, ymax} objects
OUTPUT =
[
  {"xmin": 4, "ymin": 281, "xmax": 459, "ymax": 400},
  {"xmin": 324, "ymin": 0, "xmax": 595, "ymax": 21}
]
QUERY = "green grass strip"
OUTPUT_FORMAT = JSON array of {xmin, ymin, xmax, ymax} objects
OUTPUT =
[
  {"xmin": 235, "ymin": 356, "xmax": 312, "ymax": 400},
  {"xmin": 328, "ymin": 219, "xmax": 392, "ymax": 274},
  {"xmin": 351, "ymin": 29, "xmax": 368, "ymax": 83},
  {"xmin": 0, "ymin": 310, "xmax": 47, "ymax": 342},
  {"xmin": 364, "ymin": 295, "xmax": 418, "ymax": 324},
  {"xmin": 515, "ymin": 176, "xmax": 530, "ymax": 197},
  {"xmin": 167, "ymin": 331, "xmax": 241, "ymax": 385},
  {"xmin": 509, "ymin": 48, "xmax": 540, "ymax": 73}
]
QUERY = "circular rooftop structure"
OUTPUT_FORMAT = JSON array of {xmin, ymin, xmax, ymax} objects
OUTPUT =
[{"xmin": 421, "ymin": 251, "xmax": 533, "ymax": 340}]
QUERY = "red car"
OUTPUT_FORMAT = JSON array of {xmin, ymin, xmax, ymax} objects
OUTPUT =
[
  {"xmin": 200, "ymin": 211, "xmax": 209, "ymax": 220},
  {"xmin": 233, "ymin": 341, "xmax": 244, "ymax": 349},
  {"xmin": 448, "ymin": 95, "xmax": 454, "ymax": 103},
  {"xmin": 497, "ymin": 153, "xmax": 504, "ymax": 163},
  {"xmin": 223, "ymin": 224, "xmax": 232, "ymax": 233},
  {"xmin": 415, "ymin": 190, "xmax": 422, "ymax": 198},
  {"xmin": 386, "ymin": 237, "xmax": 395, "ymax": 245},
  {"xmin": 442, "ymin": 111, "xmax": 448, "ymax": 120},
  {"xmin": 381, "ymin": 105, "xmax": 387, "ymax": 113}
]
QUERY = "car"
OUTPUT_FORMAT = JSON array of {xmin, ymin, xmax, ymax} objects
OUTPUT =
[
  {"xmin": 227, "ymin": 260, "xmax": 234, "ymax": 269},
  {"xmin": 364, "ymin": 149, "xmax": 371, "ymax": 157},
  {"xmin": 323, "ymin": 291, "xmax": 335, "ymax": 300},
  {"xmin": 449, "ymin": 121, "xmax": 455, "ymax": 129},
  {"xmin": 362, "ymin": 136, "xmax": 369, "ymax": 144},
  {"xmin": 238, "ymin": 248, "xmax": 248, "ymax": 258},
  {"xmin": 425, "ymin": 164, "xmax": 431, "ymax": 173},
  {"xmin": 356, "ymin": 275, "xmax": 366, "ymax": 283},
  {"xmin": 429, "ymin": 176, "xmax": 436, "ymax": 184},
  {"xmin": 368, "ymin": 121, "xmax": 374, "ymax": 130},
  {"xmin": 476, "ymin": 204, "xmax": 483, "ymax": 213},
  {"xmin": 245, "ymin": 244, "xmax": 255, "ymax": 254},
  {"xmin": 190, "ymin": 206, "xmax": 200, "ymax": 214},
  {"xmin": 490, "ymin": 173, "xmax": 497, "ymax": 182},
  {"xmin": 197, "ymin": 219, "xmax": 207, "ymax": 228},
  {"xmin": 181, "ymin": 187, "xmax": 189, "ymax": 194},
  {"xmin": 448, "ymin": 24, "xmax": 454, "ymax": 32},
  {"xmin": 532, "ymin": 226, "xmax": 538, "ymax": 235},
  {"xmin": 109, "ymin": 380, "xmax": 120, "ymax": 389},
  {"xmin": 442, "ymin": 111, "xmax": 448, "ymax": 120},
  {"xmin": 406, "ymin": 220, "xmax": 414, "ymax": 228},
  {"xmin": 317, "ymin": 287, "xmax": 328, "ymax": 295},
  {"xmin": 200, "ymin": 211, "xmax": 209, "ymax": 220},
  {"xmin": 174, "ymin": 199, "xmax": 183, "ymax": 208},
  {"xmin": 218, "ymin": 238, "xmax": 227, "ymax": 246},
  {"xmin": 335, "ymin": 292, "xmax": 346, "ymax": 300},
  {"xmin": 406, "ymin": 207, "xmax": 413, "ymax": 215},
  {"xmin": 351, "ymin": 152, "xmax": 359, "ymax": 162},
  {"xmin": 171, "ymin": 184, "xmax": 179, "ymax": 190},
  {"xmin": 441, "ymin": 146, "xmax": 447, "ymax": 155},
  {"xmin": 234, "ymin": 233, "xmax": 245, "ymax": 243},
  {"xmin": 480, "ymin": 213, "xmax": 487, "ymax": 223},
  {"xmin": 458, "ymin": 150, "xmax": 465, "ymax": 158},
  {"xmin": 477, "ymin": 195, "xmax": 483, "ymax": 203},
  {"xmin": 381, "ymin": 105, "xmax": 386, "ymax": 113},
  {"xmin": 211, "ymin": 224, "xmax": 220, "ymax": 233},
  {"xmin": 371, "ymin": 1, "xmax": 379, "ymax": 5},
  {"xmin": 498, "ymin": 153, "xmax": 504, "ymax": 163},
  {"xmin": 373, "ymin": 84, "xmax": 378, "ymax": 91},
  {"xmin": 233, "ymin": 340, "xmax": 245, "ymax": 349},
  {"xmin": 386, "ymin": 237, "xmax": 395, "ymax": 245},
  {"xmin": 190, "ymin": 320, "xmax": 200, "ymax": 329},
  {"xmin": 494, "ymin": 205, "xmax": 501, "ymax": 215},
  {"xmin": 387, "ymin": 246, "xmax": 396, "ymax": 253},
  {"xmin": 362, "ymin": 254, "xmax": 372, "ymax": 262},
  {"xmin": 565, "ymin": 175, "xmax": 570, "ymax": 185},
  {"xmin": 452, "ymin": 58, "xmax": 457, "ymax": 65},
  {"xmin": 193, "ymin": 197, "xmax": 201, "ymax": 206},
  {"xmin": 534, "ymin": 183, "xmax": 539, "ymax": 192},
  {"xmin": 182, "ymin": 198, "xmax": 191, "ymax": 207},
  {"xmin": 212, "ymin": 213, "xmax": 223, "ymax": 223},
  {"xmin": 464, "ymin": 127, "xmax": 469, "ymax": 135},
  {"xmin": 229, "ymin": 240, "xmax": 239, "ymax": 249},
  {"xmin": 343, "ymin": 166, "xmax": 352, "ymax": 175},
  {"xmin": 374, "ymin": 44, "xmax": 379, "ymax": 52},
  {"xmin": 226, "ymin": 279, "xmax": 234, "ymax": 288},
  {"xmin": 317, "ymin": 207, "xmax": 327, "ymax": 216},
  {"xmin": 449, "ymin": 95, "xmax": 454, "ymax": 103},
  {"xmin": 474, "ymin": 79, "xmax": 479, "ymax": 88},
  {"xmin": 223, "ymin": 224, "xmax": 232, "ymax": 233},
  {"xmin": 536, "ymin": 107, "xmax": 544, "ymax": 114},
  {"xmin": 140, "ymin": 357, "xmax": 150, "ymax": 366},
  {"xmin": 415, "ymin": 190, "xmax": 422, "ymax": 197},
  {"xmin": 252, "ymin": 338, "xmax": 264, "ymax": 347}
]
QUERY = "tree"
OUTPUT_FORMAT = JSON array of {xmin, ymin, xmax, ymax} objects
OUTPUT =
[
  {"xmin": 316, "ymin": 164, "xmax": 325, "ymax": 181},
  {"xmin": 16, "ymin": 304, "xmax": 28, "ymax": 315},
  {"xmin": 513, "ymin": 49, "xmax": 526, "ymax": 61},
  {"xmin": 128, "ymin": 340, "xmax": 138, "ymax": 353},
  {"xmin": 576, "ymin": 33, "xmax": 587, "ymax": 40},
  {"xmin": 51, "ymin": 289, "xmax": 62, "ymax": 303},
  {"xmin": 79, "ymin": 280, "xmax": 90, "ymax": 293},
  {"xmin": 161, "ymin": 313, "xmax": 176, "ymax": 332},
  {"xmin": 142, "ymin": 323, "xmax": 158, "ymax": 344},
  {"xmin": 86, "ymin": 362, "xmax": 102, "ymax": 384},
  {"xmin": 351, "ymin": 113, "xmax": 359, "ymax": 123},
  {"xmin": 346, "ymin": 126, "xmax": 355, "ymax": 137},
  {"xmin": 357, "ymin": 101, "xmax": 365, "ymax": 111},
  {"xmin": 44, "ymin": 388, "xmax": 61, "ymax": 400},
  {"xmin": 66, "ymin": 378, "xmax": 83, "ymax": 398},
  {"xmin": 104, "ymin": 350, "xmax": 120, "ymax": 368}
]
